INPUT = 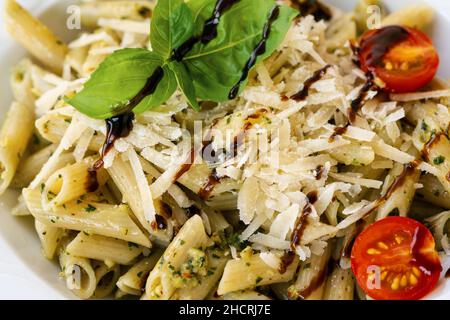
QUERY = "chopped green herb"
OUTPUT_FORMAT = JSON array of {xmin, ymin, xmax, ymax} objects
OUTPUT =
[
  {"xmin": 421, "ymin": 121, "xmax": 429, "ymax": 131},
  {"xmin": 433, "ymin": 155, "xmax": 445, "ymax": 165},
  {"xmin": 85, "ymin": 204, "xmax": 97, "ymax": 212}
]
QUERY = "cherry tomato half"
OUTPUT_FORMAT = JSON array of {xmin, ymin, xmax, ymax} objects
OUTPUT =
[
  {"xmin": 351, "ymin": 216, "xmax": 442, "ymax": 300},
  {"xmin": 358, "ymin": 25, "xmax": 439, "ymax": 93}
]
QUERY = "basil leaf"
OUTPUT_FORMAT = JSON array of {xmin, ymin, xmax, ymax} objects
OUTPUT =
[
  {"xmin": 150, "ymin": 0, "xmax": 195, "ymax": 60},
  {"xmin": 169, "ymin": 61, "xmax": 200, "ymax": 111},
  {"xmin": 68, "ymin": 48, "xmax": 175, "ymax": 118},
  {"xmin": 132, "ymin": 65, "xmax": 178, "ymax": 114},
  {"xmin": 183, "ymin": 0, "xmax": 297, "ymax": 101}
]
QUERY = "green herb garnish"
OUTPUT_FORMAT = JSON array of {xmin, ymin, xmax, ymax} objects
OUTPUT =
[
  {"xmin": 67, "ymin": 0, "xmax": 297, "ymax": 119},
  {"xmin": 85, "ymin": 204, "xmax": 97, "ymax": 212},
  {"xmin": 433, "ymin": 155, "xmax": 445, "ymax": 165}
]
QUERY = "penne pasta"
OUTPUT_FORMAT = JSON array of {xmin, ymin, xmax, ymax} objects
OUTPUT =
[
  {"xmin": 66, "ymin": 232, "xmax": 144, "ymax": 265},
  {"xmin": 381, "ymin": 4, "xmax": 434, "ymax": 31},
  {"xmin": 117, "ymin": 250, "xmax": 163, "ymax": 296},
  {"xmin": 59, "ymin": 245, "xmax": 97, "ymax": 299},
  {"xmin": 10, "ymin": 58, "xmax": 36, "ymax": 109},
  {"xmin": 41, "ymin": 159, "xmax": 108, "ymax": 209},
  {"xmin": 0, "ymin": 102, "xmax": 34, "ymax": 195},
  {"xmin": 288, "ymin": 244, "xmax": 331, "ymax": 300},
  {"xmin": 217, "ymin": 253, "xmax": 299, "ymax": 296},
  {"xmin": 12, "ymin": 144, "xmax": 59, "ymax": 189},
  {"xmin": 4, "ymin": 0, "xmax": 68, "ymax": 74},
  {"xmin": 23, "ymin": 188, "xmax": 151, "ymax": 247},
  {"xmin": 376, "ymin": 163, "xmax": 420, "ymax": 220},
  {"xmin": 417, "ymin": 174, "xmax": 450, "ymax": 209},
  {"xmin": 79, "ymin": 1, "xmax": 154, "ymax": 28},
  {"xmin": 35, "ymin": 220, "xmax": 64, "ymax": 259},
  {"xmin": 323, "ymin": 266, "xmax": 355, "ymax": 300},
  {"xmin": 222, "ymin": 290, "xmax": 272, "ymax": 300},
  {"xmin": 144, "ymin": 215, "xmax": 212, "ymax": 300},
  {"xmin": 92, "ymin": 261, "xmax": 121, "ymax": 299}
]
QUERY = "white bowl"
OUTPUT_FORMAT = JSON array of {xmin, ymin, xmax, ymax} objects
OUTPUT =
[{"xmin": 0, "ymin": 0, "xmax": 448, "ymax": 300}]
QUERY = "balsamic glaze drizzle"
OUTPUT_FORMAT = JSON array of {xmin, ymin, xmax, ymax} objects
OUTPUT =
[
  {"xmin": 228, "ymin": 5, "xmax": 280, "ymax": 99},
  {"xmin": 93, "ymin": 66, "xmax": 164, "ymax": 170},
  {"xmin": 348, "ymin": 72, "xmax": 377, "ymax": 123},
  {"xmin": 278, "ymin": 251, "xmax": 295, "ymax": 274},
  {"xmin": 313, "ymin": 165, "xmax": 325, "ymax": 180},
  {"xmin": 173, "ymin": 0, "xmax": 240, "ymax": 61},
  {"xmin": 328, "ymin": 124, "xmax": 349, "ymax": 142},
  {"xmin": 290, "ymin": 65, "xmax": 331, "ymax": 101},
  {"xmin": 291, "ymin": 190, "xmax": 318, "ymax": 250},
  {"xmin": 86, "ymin": 168, "xmax": 100, "ymax": 193},
  {"xmin": 198, "ymin": 168, "xmax": 222, "ymax": 200},
  {"xmin": 359, "ymin": 26, "xmax": 409, "ymax": 68},
  {"xmin": 290, "ymin": 0, "xmax": 332, "ymax": 22},
  {"xmin": 201, "ymin": 0, "xmax": 241, "ymax": 44},
  {"xmin": 348, "ymin": 26, "xmax": 411, "ymax": 123}
]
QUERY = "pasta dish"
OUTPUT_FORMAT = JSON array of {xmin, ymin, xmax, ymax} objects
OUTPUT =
[{"xmin": 0, "ymin": 0, "xmax": 449, "ymax": 300}]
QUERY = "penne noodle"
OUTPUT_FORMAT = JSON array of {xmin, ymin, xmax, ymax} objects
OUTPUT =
[
  {"xmin": 376, "ymin": 163, "xmax": 420, "ymax": 220},
  {"xmin": 92, "ymin": 261, "xmax": 121, "ymax": 299},
  {"xmin": 59, "ymin": 245, "xmax": 97, "ymax": 299},
  {"xmin": 288, "ymin": 244, "xmax": 331, "ymax": 300},
  {"xmin": 12, "ymin": 144, "xmax": 59, "ymax": 189},
  {"xmin": 35, "ymin": 220, "xmax": 64, "ymax": 259},
  {"xmin": 23, "ymin": 188, "xmax": 151, "ymax": 247},
  {"xmin": 323, "ymin": 266, "xmax": 355, "ymax": 300},
  {"xmin": 79, "ymin": 1, "xmax": 154, "ymax": 28},
  {"xmin": 10, "ymin": 58, "xmax": 36, "ymax": 109},
  {"xmin": 117, "ymin": 250, "xmax": 163, "ymax": 296},
  {"xmin": 66, "ymin": 232, "xmax": 144, "ymax": 265},
  {"xmin": 218, "ymin": 253, "xmax": 299, "ymax": 296},
  {"xmin": 144, "ymin": 215, "xmax": 211, "ymax": 300},
  {"xmin": 41, "ymin": 159, "xmax": 108, "ymax": 209},
  {"xmin": 417, "ymin": 174, "xmax": 450, "ymax": 210},
  {"xmin": 11, "ymin": 194, "xmax": 31, "ymax": 216},
  {"xmin": 0, "ymin": 102, "xmax": 34, "ymax": 195},
  {"xmin": 4, "ymin": 0, "xmax": 68, "ymax": 74},
  {"xmin": 381, "ymin": 4, "xmax": 434, "ymax": 31},
  {"xmin": 222, "ymin": 290, "xmax": 272, "ymax": 300}
]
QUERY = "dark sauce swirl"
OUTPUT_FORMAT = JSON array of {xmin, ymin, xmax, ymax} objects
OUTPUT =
[
  {"xmin": 291, "ymin": 190, "xmax": 318, "ymax": 250},
  {"xmin": 290, "ymin": 65, "xmax": 331, "ymax": 101},
  {"xmin": 198, "ymin": 168, "xmax": 222, "ymax": 200},
  {"xmin": 313, "ymin": 165, "xmax": 325, "ymax": 180},
  {"xmin": 173, "ymin": 0, "xmax": 240, "ymax": 60},
  {"xmin": 85, "ymin": 168, "xmax": 100, "ymax": 193},
  {"xmin": 229, "ymin": 5, "xmax": 281, "ymax": 99},
  {"xmin": 93, "ymin": 67, "xmax": 164, "ymax": 170},
  {"xmin": 328, "ymin": 124, "xmax": 349, "ymax": 142},
  {"xmin": 201, "ymin": 0, "xmax": 241, "ymax": 44},
  {"xmin": 290, "ymin": 0, "xmax": 332, "ymax": 22},
  {"xmin": 279, "ymin": 251, "xmax": 295, "ymax": 274},
  {"xmin": 359, "ymin": 26, "xmax": 409, "ymax": 68},
  {"xmin": 349, "ymin": 26, "xmax": 411, "ymax": 123},
  {"xmin": 348, "ymin": 72, "xmax": 377, "ymax": 123}
]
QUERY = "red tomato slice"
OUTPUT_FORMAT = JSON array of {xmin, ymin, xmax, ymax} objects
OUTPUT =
[
  {"xmin": 351, "ymin": 217, "xmax": 442, "ymax": 300},
  {"xmin": 358, "ymin": 25, "xmax": 439, "ymax": 93}
]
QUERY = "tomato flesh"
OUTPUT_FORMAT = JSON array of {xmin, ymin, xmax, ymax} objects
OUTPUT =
[
  {"xmin": 351, "ymin": 217, "xmax": 442, "ymax": 300},
  {"xmin": 358, "ymin": 25, "xmax": 439, "ymax": 93}
]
